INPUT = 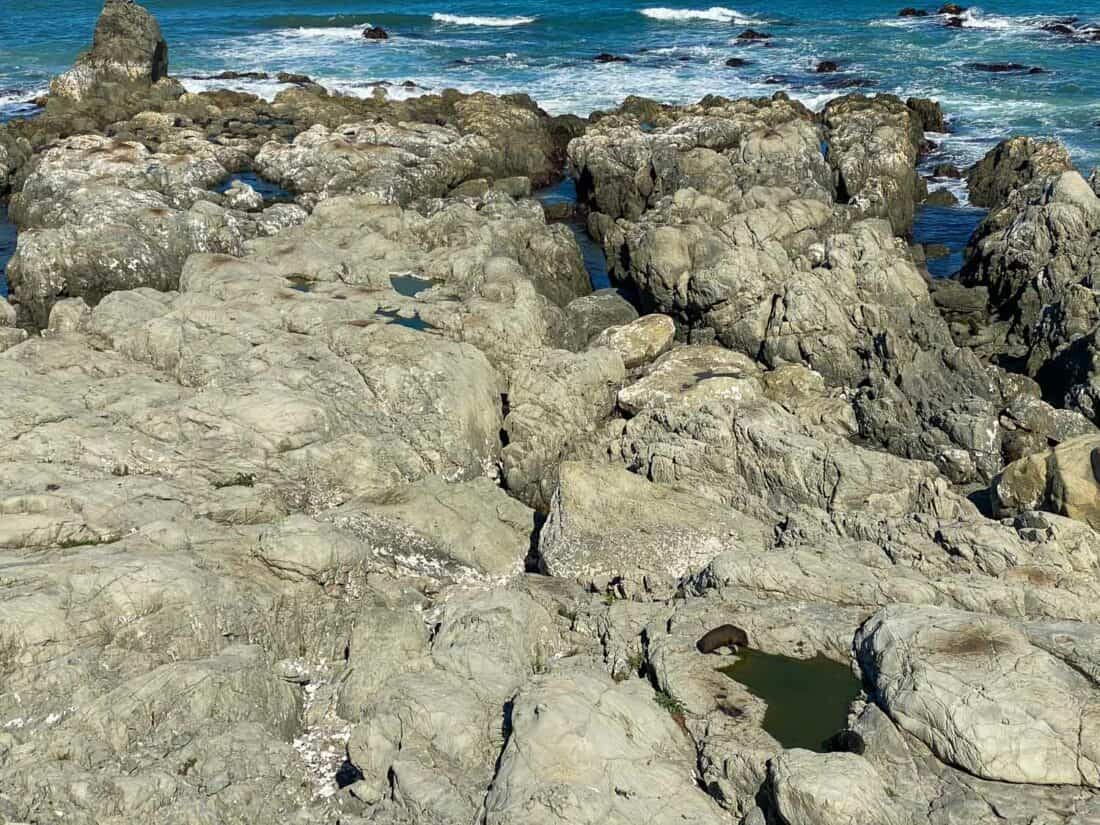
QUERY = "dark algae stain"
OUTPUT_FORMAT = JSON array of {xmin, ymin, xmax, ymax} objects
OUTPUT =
[{"xmin": 719, "ymin": 649, "xmax": 861, "ymax": 751}]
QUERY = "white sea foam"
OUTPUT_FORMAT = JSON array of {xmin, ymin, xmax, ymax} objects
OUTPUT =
[
  {"xmin": 640, "ymin": 6, "xmax": 762, "ymax": 23},
  {"xmin": 285, "ymin": 25, "xmax": 372, "ymax": 40},
  {"xmin": 431, "ymin": 13, "xmax": 535, "ymax": 26}
]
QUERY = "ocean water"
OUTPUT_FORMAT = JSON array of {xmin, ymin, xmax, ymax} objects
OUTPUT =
[{"xmin": 1, "ymin": 0, "xmax": 1098, "ymax": 173}]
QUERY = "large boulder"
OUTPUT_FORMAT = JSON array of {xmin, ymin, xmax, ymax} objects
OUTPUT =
[
  {"xmin": 965, "ymin": 136, "xmax": 1075, "ymax": 210},
  {"xmin": 49, "ymin": 0, "xmax": 171, "ymax": 104},
  {"xmin": 992, "ymin": 434, "xmax": 1100, "ymax": 529},
  {"xmin": 538, "ymin": 460, "xmax": 769, "ymax": 592},
  {"xmin": 857, "ymin": 605, "xmax": 1100, "ymax": 786}
]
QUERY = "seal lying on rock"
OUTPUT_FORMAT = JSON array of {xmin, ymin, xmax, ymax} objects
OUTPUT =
[{"xmin": 696, "ymin": 624, "xmax": 750, "ymax": 654}]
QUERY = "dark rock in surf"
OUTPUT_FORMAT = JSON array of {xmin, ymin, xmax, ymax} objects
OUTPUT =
[
  {"xmin": 816, "ymin": 60, "xmax": 840, "ymax": 73},
  {"xmin": 594, "ymin": 53, "xmax": 631, "ymax": 64},
  {"xmin": 898, "ymin": 7, "xmax": 930, "ymax": 16},
  {"xmin": 363, "ymin": 26, "xmax": 389, "ymax": 40},
  {"xmin": 725, "ymin": 57, "xmax": 750, "ymax": 67},
  {"xmin": 933, "ymin": 162, "xmax": 962, "ymax": 178},
  {"xmin": 907, "ymin": 97, "xmax": 947, "ymax": 132},
  {"xmin": 944, "ymin": 16, "xmax": 964, "ymax": 27},
  {"xmin": 938, "ymin": 3, "xmax": 967, "ymax": 13},
  {"xmin": 736, "ymin": 29, "xmax": 772, "ymax": 41},
  {"xmin": 276, "ymin": 72, "xmax": 314, "ymax": 85},
  {"xmin": 924, "ymin": 189, "xmax": 958, "ymax": 206},
  {"xmin": 968, "ymin": 62, "xmax": 1041, "ymax": 73}
]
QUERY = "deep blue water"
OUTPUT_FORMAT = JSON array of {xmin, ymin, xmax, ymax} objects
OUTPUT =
[
  {"xmin": 535, "ymin": 178, "xmax": 612, "ymax": 289},
  {"xmin": 0, "ymin": 204, "xmax": 14, "ymax": 297},
  {"xmin": 914, "ymin": 203, "xmax": 989, "ymax": 277},
  {"xmin": 0, "ymin": 0, "xmax": 1097, "ymax": 174}
]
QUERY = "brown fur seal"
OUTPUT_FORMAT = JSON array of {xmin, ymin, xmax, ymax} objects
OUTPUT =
[{"xmin": 696, "ymin": 624, "xmax": 749, "ymax": 654}]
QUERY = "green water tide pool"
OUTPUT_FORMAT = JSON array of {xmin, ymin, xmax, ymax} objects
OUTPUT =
[{"xmin": 719, "ymin": 649, "xmax": 862, "ymax": 752}]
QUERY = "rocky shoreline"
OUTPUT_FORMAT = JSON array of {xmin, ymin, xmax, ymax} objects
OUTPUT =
[{"xmin": 2, "ymin": 1, "xmax": 1100, "ymax": 823}]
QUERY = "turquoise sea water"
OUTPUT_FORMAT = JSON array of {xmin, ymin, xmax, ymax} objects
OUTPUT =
[
  {"xmin": 1, "ymin": 0, "xmax": 1098, "ymax": 171},
  {"xmin": 1, "ymin": 1, "xmax": 1098, "ymax": 291}
]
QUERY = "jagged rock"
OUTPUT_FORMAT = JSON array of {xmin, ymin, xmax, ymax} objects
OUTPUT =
[
  {"xmin": 906, "ymin": 96, "xmax": 947, "ymax": 132},
  {"xmin": 502, "ymin": 348, "xmax": 625, "ymax": 509},
  {"xmin": 992, "ymin": 434, "xmax": 1100, "ymax": 529},
  {"xmin": 822, "ymin": 93, "xmax": 925, "ymax": 233},
  {"xmin": 49, "ymin": 0, "xmax": 170, "ymax": 104},
  {"xmin": 965, "ymin": 135, "xmax": 1075, "ymax": 209}
]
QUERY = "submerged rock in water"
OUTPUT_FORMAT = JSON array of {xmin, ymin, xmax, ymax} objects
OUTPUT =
[{"xmin": 363, "ymin": 26, "xmax": 389, "ymax": 40}]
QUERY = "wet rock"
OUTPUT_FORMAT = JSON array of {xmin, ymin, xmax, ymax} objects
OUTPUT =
[
  {"xmin": 737, "ymin": 29, "xmax": 773, "ymax": 40},
  {"xmin": 815, "ymin": 60, "xmax": 840, "ymax": 73},
  {"xmin": 594, "ymin": 53, "xmax": 631, "ymax": 63},
  {"xmin": 938, "ymin": 3, "xmax": 967, "ymax": 13},
  {"xmin": 362, "ymin": 26, "xmax": 389, "ymax": 40},
  {"xmin": 898, "ymin": 7, "xmax": 929, "ymax": 15},
  {"xmin": 725, "ymin": 57, "xmax": 750, "ymax": 67},
  {"xmin": 968, "ymin": 62, "xmax": 1043, "ymax": 73},
  {"xmin": 933, "ymin": 162, "xmax": 962, "ymax": 177},
  {"xmin": 924, "ymin": 188, "xmax": 958, "ymax": 206}
]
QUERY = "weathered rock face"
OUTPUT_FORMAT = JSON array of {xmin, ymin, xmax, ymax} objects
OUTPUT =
[
  {"xmin": 50, "ymin": 0, "xmax": 170, "ymax": 105},
  {"xmin": 9, "ymin": 5, "xmax": 1100, "ymax": 823},
  {"xmin": 569, "ymin": 96, "xmax": 1091, "ymax": 484},
  {"xmin": 992, "ymin": 434, "xmax": 1100, "ymax": 529},
  {"xmin": 539, "ymin": 460, "xmax": 769, "ymax": 592},
  {"xmin": 962, "ymin": 158, "xmax": 1100, "ymax": 420},
  {"xmin": 965, "ymin": 135, "xmax": 1076, "ymax": 210},
  {"xmin": 857, "ymin": 605, "xmax": 1100, "ymax": 786},
  {"xmin": 6, "ymin": 134, "xmax": 307, "ymax": 327},
  {"xmin": 483, "ymin": 668, "xmax": 728, "ymax": 825},
  {"xmin": 821, "ymin": 93, "xmax": 926, "ymax": 234}
]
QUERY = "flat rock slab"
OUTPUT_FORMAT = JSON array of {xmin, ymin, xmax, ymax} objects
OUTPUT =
[{"xmin": 856, "ymin": 605, "xmax": 1100, "ymax": 786}]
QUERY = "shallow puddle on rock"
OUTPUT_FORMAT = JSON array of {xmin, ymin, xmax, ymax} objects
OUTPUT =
[
  {"xmin": 719, "ymin": 649, "xmax": 861, "ymax": 752},
  {"xmin": 0, "ymin": 202, "xmax": 16, "ymax": 298},
  {"xmin": 534, "ymin": 178, "xmax": 611, "ymax": 290},
  {"xmin": 375, "ymin": 308, "xmax": 436, "ymax": 331},
  {"xmin": 913, "ymin": 203, "xmax": 988, "ymax": 279},
  {"xmin": 389, "ymin": 274, "xmax": 436, "ymax": 297},
  {"xmin": 285, "ymin": 276, "xmax": 314, "ymax": 293},
  {"xmin": 216, "ymin": 171, "xmax": 293, "ymax": 203}
]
